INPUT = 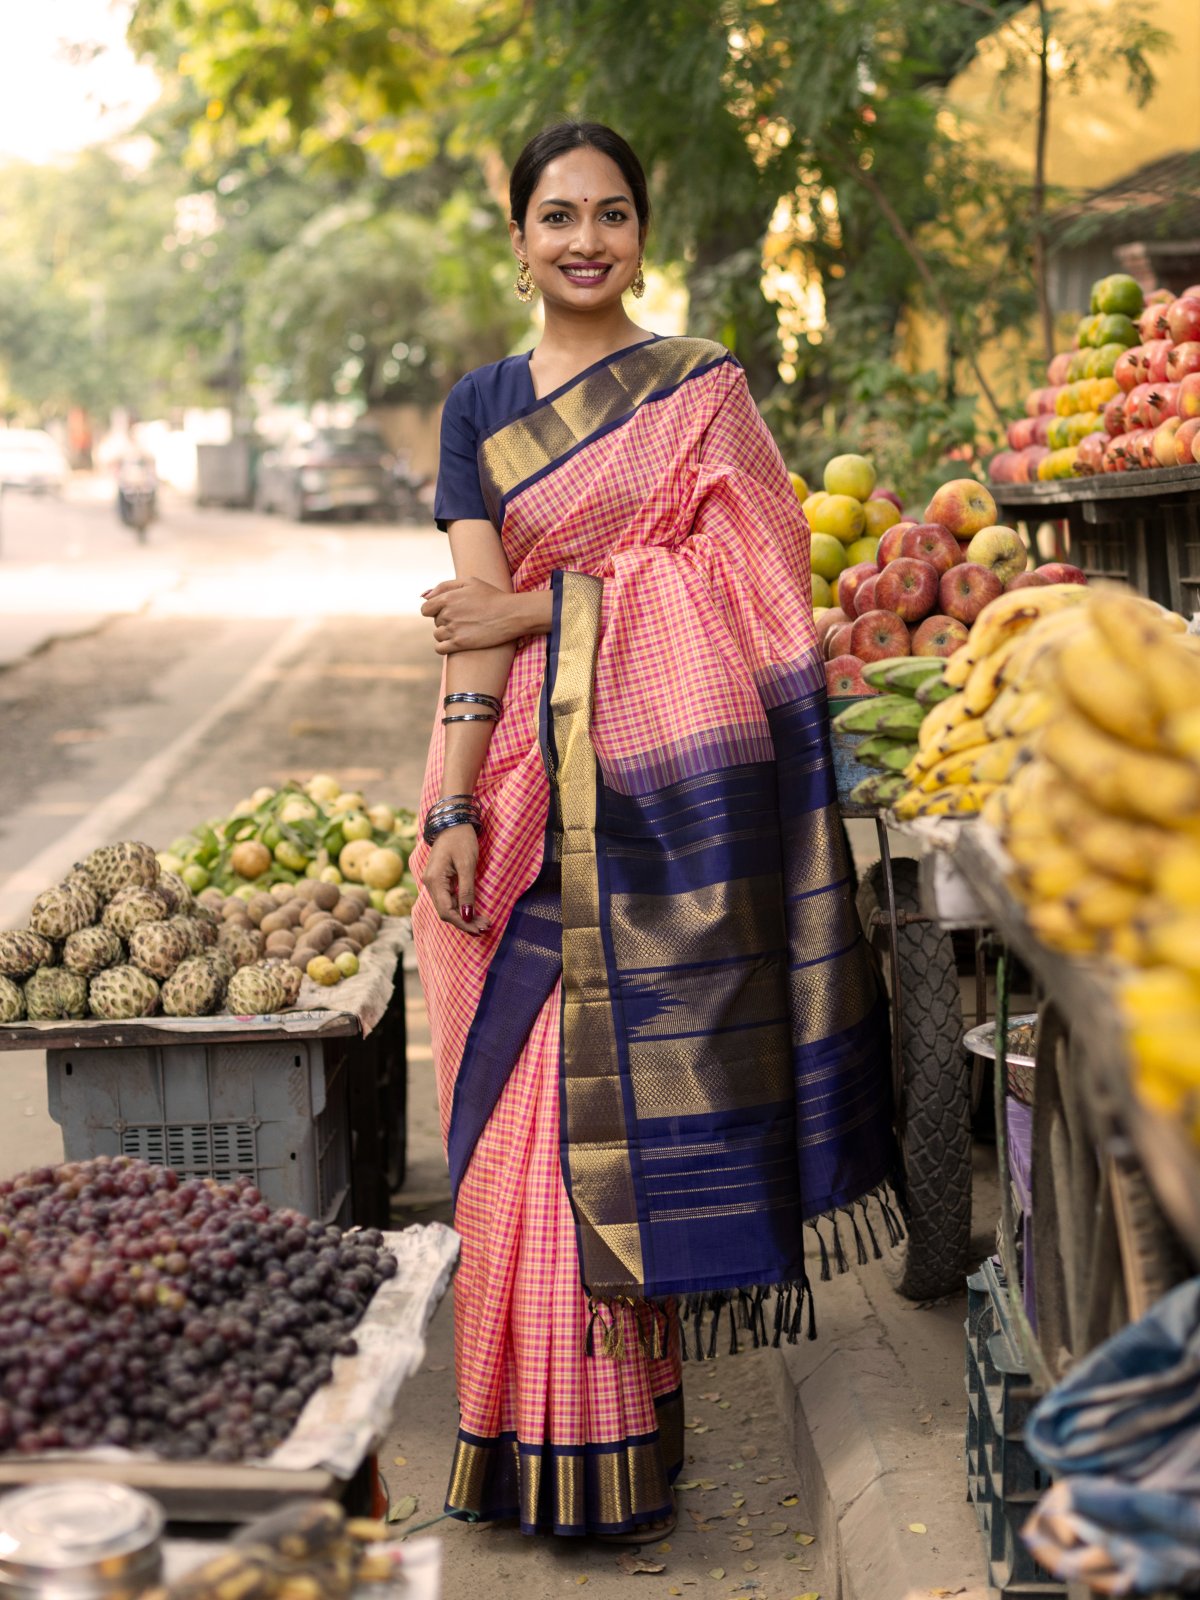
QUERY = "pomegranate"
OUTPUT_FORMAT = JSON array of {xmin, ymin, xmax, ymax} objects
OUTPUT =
[
  {"xmin": 1178, "ymin": 372, "xmax": 1200, "ymax": 421},
  {"xmin": 1075, "ymin": 432, "xmax": 1108, "ymax": 475},
  {"xmin": 1102, "ymin": 435, "xmax": 1132, "ymax": 472},
  {"xmin": 1047, "ymin": 352, "xmax": 1073, "ymax": 385},
  {"xmin": 1125, "ymin": 382, "xmax": 1178, "ymax": 429},
  {"xmin": 1145, "ymin": 339, "xmax": 1175, "ymax": 385},
  {"xmin": 1032, "ymin": 413, "xmax": 1055, "ymax": 446},
  {"xmin": 1133, "ymin": 428, "xmax": 1159, "ymax": 469},
  {"xmin": 1114, "ymin": 347, "xmax": 1145, "ymax": 393},
  {"xmin": 1166, "ymin": 297, "xmax": 1200, "ymax": 346},
  {"xmin": 1138, "ymin": 301, "xmax": 1171, "ymax": 342},
  {"xmin": 1153, "ymin": 416, "xmax": 1183, "ymax": 466},
  {"xmin": 1006, "ymin": 416, "xmax": 1037, "ymax": 450},
  {"xmin": 1102, "ymin": 395, "xmax": 1128, "ymax": 437},
  {"xmin": 1176, "ymin": 418, "xmax": 1200, "ymax": 465},
  {"xmin": 1167, "ymin": 342, "xmax": 1200, "ymax": 382}
]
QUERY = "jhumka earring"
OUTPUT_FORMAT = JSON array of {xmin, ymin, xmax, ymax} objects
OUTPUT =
[
  {"xmin": 515, "ymin": 261, "xmax": 535, "ymax": 303},
  {"xmin": 632, "ymin": 260, "xmax": 646, "ymax": 299}
]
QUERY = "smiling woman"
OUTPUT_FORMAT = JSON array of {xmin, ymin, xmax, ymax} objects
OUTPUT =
[{"xmin": 411, "ymin": 121, "xmax": 897, "ymax": 1546}]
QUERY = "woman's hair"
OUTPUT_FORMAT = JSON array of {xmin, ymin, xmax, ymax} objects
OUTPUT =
[{"xmin": 509, "ymin": 122, "xmax": 650, "ymax": 233}]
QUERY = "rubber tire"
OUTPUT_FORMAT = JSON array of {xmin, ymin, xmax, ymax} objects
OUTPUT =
[{"xmin": 857, "ymin": 858, "xmax": 973, "ymax": 1300}]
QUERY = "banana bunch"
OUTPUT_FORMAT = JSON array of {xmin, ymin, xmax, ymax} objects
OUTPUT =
[
  {"xmin": 891, "ymin": 585, "xmax": 1092, "ymax": 821},
  {"xmin": 831, "ymin": 658, "xmax": 945, "ymax": 810}
]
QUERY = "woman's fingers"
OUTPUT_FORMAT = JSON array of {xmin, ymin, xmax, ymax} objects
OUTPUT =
[{"xmin": 421, "ymin": 834, "xmax": 490, "ymax": 934}]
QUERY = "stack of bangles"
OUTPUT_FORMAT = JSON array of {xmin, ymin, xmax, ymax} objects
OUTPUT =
[
  {"xmin": 422, "ymin": 794, "xmax": 483, "ymax": 844},
  {"xmin": 442, "ymin": 691, "xmax": 502, "ymax": 725}
]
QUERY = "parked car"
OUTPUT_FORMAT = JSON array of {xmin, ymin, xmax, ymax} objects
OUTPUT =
[
  {"xmin": 0, "ymin": 429, "xmax": 68, "ymax": 492},
  {"xmin": 255, "ymin": 427, "xmax": 396, "ymax": 521}
]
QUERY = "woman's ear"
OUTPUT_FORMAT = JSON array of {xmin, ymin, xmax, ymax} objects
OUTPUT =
[{"xmin": 509, "ymin": 218, "xmax": 525, "ymax": 259}]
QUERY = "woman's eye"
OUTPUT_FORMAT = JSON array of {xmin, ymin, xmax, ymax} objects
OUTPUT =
[
  {"xmin": 543, "ymin": 211, "xmax": 569, "ymax": 224},
  {"xmin": 603, "ymin": 211, "xmax": 629, "ymax": 223}
]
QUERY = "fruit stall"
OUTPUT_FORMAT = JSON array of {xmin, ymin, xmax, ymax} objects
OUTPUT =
[{"xmin": 830, "ymin": 578, "xmax": 1200, "ymax": 1596}]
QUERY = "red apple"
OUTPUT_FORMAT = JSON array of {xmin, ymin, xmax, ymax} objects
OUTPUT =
[
  {"xmin": 1038, "ymin": 563, "xmax": 1087, "ymax": 585},
  {"xmin": 898, "ymin": 522, "xmax": 964, "ymax": 576},
  {"xmin": 1167, "ymin": 297, "xmax": 1200, "ymax": 346},
  {"xmin": 850, "ymin": 609, "xmax": 911, "ymax": 662},
  {"xmin": 825, "ymin": 622, "xmax": 854, "ymax": 661},
  {"xmin": 1179, "ymin": 373, "xmax": 1200, "ymax": 420},
  {"xmin": 877, "ymin": 520, "xmax": 915, "ymax": 567},
  {"xmin": 938, "ymin": 562, "xmax": 1004, "ymax": 625},
  {"xmin": 869, "ymin": 488, "xmax": 903, "ymax": 512},
  {"xmin": 989, "ymin": 450, "xmax": 1019, "ymax": 485},
  {"xmin": 836, "ymin": 561, "xmax": 881, "ymax": 619},
  {"xmin": 910, "ymin": 615, "xmax": 969, "ymax": 658},
  {"xmin": 923, "ymin": 479, "xmax": 997, "ymax": 539},
  {"xmin": 1005, "ymin": 571, "xmax": 1049, "ymax": 591},
  {"xmin": 874, "ymin": 557, "xmax": 940, "ymax": 623},
  {"xmin": 814, "ymin": 606, "xmax": 848, "ymax": 646},
  {"xmin": 826, "ymin": 655, "xmax": 874, "ymax": 697},
  {"xmin": 1183, "ymin": 286, "xmax": 1200, "ymax": 300},
  {"xmin": 856, "ymin": 573, "xmax": 880, "ymax": 614},
  {"xmin": 1168, "ymin": 343, "xmax": 1200, "ymax": 382},
  {"xmin": 1175, "ymin": 419, "xmax": 1200, "ymax": 466},
  {"xmin": 966, "ymin": 524, "xmax": 1030, "ymax": 585}
]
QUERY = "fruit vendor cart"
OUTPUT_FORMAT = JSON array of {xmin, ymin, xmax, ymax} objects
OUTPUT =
[
  {"xmin": 993, "ymin": 463, "xmax": 1200, "ymax": 615},
  {"xmin": 0, "ymin": 922, "xmax": 412, "ymax": 1229}
]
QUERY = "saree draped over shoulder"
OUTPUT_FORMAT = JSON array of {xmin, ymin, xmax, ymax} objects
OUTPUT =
[{"xmin": 412, "ymin": 337, "xmax": 897, "ymax": 1536}]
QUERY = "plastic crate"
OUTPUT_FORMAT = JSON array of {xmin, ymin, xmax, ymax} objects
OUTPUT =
[
  {"xmin": 46, "ymin": 1038, "xmax": 351, "ymax": 1224},
  {"xmin": 965, "ymin": 1259, "xmax": 1063, "ymax": 1597}
]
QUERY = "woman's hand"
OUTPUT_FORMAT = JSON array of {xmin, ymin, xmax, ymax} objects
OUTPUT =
[
  {"xmin": 421, "ymin": 578, "xmax": 528, "ymax": 655},
  {"xmin": 421, "ymin": 825, "xmax": 490, "ymax": 935}
]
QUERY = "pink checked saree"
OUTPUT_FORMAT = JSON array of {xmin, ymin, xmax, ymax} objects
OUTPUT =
[{"xmin": 412, "ymin": 337, "xmax": 897, "ymax": 1537}]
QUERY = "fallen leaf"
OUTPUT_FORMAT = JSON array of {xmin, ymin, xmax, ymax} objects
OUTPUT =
[
  {"xmin": 780, "ymin": 1495, "xmax": 798, "ymax": 1507},
  {"xmin": 729, "ymin": 1461, "xmax": 745, "ymax": 1471},
  {"xmin": 930, "ymin": 1590, "xmax": 966, "ymax": 1597},
  {"xmin": 742, "ymin": 1445, "xmax": 760, "ymax": 1460},
  {"xmin": 699, "ymin": 1392, "xmax": 721, "ymax": 1402},
  {"xmin": 792, "ymin": 1592, "xmax": 821, "ymax": 1600},
  {"xmin": 697, "ymin": 1479, "xmax": 718, "ymax": 1491},
  {"xmin": 708, "ymin": 1569, "xmax": 725, "ymax": 1580},
  {"xmin": 577, "ymin": 1579, "xmax": 588, "ymax": 1587},
  {"xmin": 754, "ymin": 1476, "xmax": 771, "ymax": 1484},
  {"xmin": 737, "ymin": 1516, "xmax": 749, "ymax": 1528},
  {"xmin": 918, "ymin": 1413, "xmax": 933, "ymax": 1425},
  {"xmin": 731, "ymin": 1536, "xmax": 754, "ymax": 1551},
  {"xmin": 908, "ymin": 1523, "xmax": 927, "ymax": 1535},
  {"xmin": 387, "ymin": 1495, "xmax": 418, "ymax": 1524},
  {"xmin": 616, "ymin": 1553, "xmax": 665, "ymax": 1575},
  {"xmin": 677, "ymin": 1480, "xmax": 700, "ymax": 1491},
  {"xmin": 743, "ymin": 1559, "xmax": 759, "ymax": 1571},
  {"xmin": 659, "ymin": 1543, "xmax": 671, "ymax": 1553},
  {"xmin": 669, "ymin": 1590, "xmax": 682, "ymax": 1597},
  {"xmin": 392, "ymin": 1456, "xmax": 407, "ymax": 1467},
  {"xmin": 717, "ymin": 1400, "xmax": 731, "ymax": 1410},
  {"xmin": 794, "ymin": 1532, "xmax": 816, "ymax": 1545},
  {"xmin": 768, "ymin": 1522, "xmax": 789, "ymax": 1535},
  {"xmin": 427, "ymin": 1363, "xmax": 447, "ymax": 1372},
  {"xmin": 694, "ymin": 1425, "xmax": 710, "ymax": 1435}
]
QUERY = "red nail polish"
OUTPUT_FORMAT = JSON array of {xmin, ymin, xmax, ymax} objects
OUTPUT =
[{"xmin": 460, "ymin": 904, "xmax": 474, "ymax": 922}]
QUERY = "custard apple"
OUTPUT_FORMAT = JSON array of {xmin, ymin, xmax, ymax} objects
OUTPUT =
[
  {"xmin": 88, "ymin": 965, "xmax": 160, "ymax": 1020},
  {"xmin": 128, "ymin": 919, "xmax": 189, "ymax": 980},
  {"xmin": 81, "ymin": 841, "xmax": 159, "ymax": 900},
  {"xmin": 0, "ymin": 931, "xmax": 55, "ymax": 980},
  {"xmin": 203, "ymin": 948, "xmax": 235, "ymax": 983},
  {"xmin": 29, "ymin": 882, "xmax": 94, "ymax": 940},
  {"xmin": 225, "ymin": 963, "xmax": 288, "ymax": 1015},
  {"xmin": 102, "ymin": 886, "xmax": 170, "ymax": 939},
  {"xmin": 0, "ymin": 977, "xmax": 25, "ymax": 1023},
  {"xmin": 217, "ymin": 924, "xmax": 264, "ymax": 969},
  {"xmin": 62, "ymin": 925, "xmax": 124, "ymax": 978},
  {"xmin": 156, "ymin": 871, "xmax": 194, "ymax": 915},
  {"xmin": 24, "ymin": 966, "xmax": 88, "ymax": 1021},
  {"xmin": 263, "ymin": 958, "xmax": 302, "ymax": 1007},
  {"xmin": 161, "ymin": 956, "xmax": 226, "ymax": 1017}
]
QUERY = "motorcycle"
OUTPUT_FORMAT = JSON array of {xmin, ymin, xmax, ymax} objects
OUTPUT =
[{"xmin": 116, "ymin": 456, "xmax": 158, "ymax": 543}]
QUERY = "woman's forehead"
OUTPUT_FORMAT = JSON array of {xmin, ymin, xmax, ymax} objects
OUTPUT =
[{"xmin": 530, "ymin": 148, "xmax": 628, "ymax": 202}]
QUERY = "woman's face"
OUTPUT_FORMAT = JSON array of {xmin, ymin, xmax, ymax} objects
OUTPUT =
[{"xmin": 511, "ymin": 147, "xmax": 644, "ymax": 313}]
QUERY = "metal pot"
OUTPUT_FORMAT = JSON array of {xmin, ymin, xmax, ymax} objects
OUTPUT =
[{"xmin": 0, "ymin": 1481, "xmax": 163, "ymax": 1598}]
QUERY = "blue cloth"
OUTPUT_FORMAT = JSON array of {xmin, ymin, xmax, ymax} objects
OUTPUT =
[
  {"xmin": 433, "ymin": 356, "xmax": 536, "ymax": 529},
  {"xmin": 1023, "ymin": 1275, "xmax": 1200, "ymax": 1592}
]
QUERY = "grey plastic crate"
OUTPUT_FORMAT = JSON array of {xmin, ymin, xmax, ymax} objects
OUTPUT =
[{"xmin": 46, "ymin": 1038, "xmax": 351, "ymax": 1224}]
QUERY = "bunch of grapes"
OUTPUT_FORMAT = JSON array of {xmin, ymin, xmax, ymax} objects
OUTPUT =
[{"xmin": 0, "ymin": 1156, "xmax": 396, "ymax": 1461}]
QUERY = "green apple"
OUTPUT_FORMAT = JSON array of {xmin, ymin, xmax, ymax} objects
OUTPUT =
[
  {"xmin": 810, "ymin": 533, "xmax": 849, "ymax": 582},
  {"xmin": 811, "ymin": 573, "xmax": 833, "ymax": 608},
  {"xmin": 845, "ymin": 535, "xmax": 881, "ymax": 567},
  {"xmin": 822, "ymin": 452, "xmax": 876, "ymax": 500}
]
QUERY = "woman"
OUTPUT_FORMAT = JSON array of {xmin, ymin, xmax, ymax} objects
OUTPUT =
[{"xmin": 412, "ymin": 121, "xmax": 897, "ymax": 1542}]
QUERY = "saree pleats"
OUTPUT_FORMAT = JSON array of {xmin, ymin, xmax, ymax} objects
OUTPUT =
[{"xmin": 412, "ymin": 338, "xmax": 896, "ymax": 1534}]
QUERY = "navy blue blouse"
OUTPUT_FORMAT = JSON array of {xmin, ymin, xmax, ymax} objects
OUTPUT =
[{"xmin": 433, "ymin": 355, "xmax": 537, "ymax": 530}]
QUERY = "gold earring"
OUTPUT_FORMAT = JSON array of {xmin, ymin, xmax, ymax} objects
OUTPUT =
[
  {"xmin": 632, "ymin": 261, "xmax": 646, "ymax": 299},
  {"xmin": 515, "ymin": 261, "xmax": 535, "ymax": 303}
]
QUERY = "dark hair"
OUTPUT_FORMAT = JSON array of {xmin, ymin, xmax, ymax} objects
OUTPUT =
[{"xmin": 509, "ymin": 122, "xmax": 650, "ymax": 233}]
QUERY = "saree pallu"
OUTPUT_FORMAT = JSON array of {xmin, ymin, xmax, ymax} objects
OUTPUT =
[{"xmin": 412, "ymin": 337, "xmax": 898, "ymax": 1536}]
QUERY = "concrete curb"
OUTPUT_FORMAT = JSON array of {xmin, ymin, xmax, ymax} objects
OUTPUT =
[{"xmin": 770, "ymin": 1267, "xmax": 990, "ymax": 1600}]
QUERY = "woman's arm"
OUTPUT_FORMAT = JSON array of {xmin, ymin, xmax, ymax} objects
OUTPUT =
[{"xmin": 419, "ymin": 520, "xmax": 551, "ymax": 935}]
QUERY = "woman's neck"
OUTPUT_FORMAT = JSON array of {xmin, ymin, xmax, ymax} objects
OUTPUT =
[{"xmin": 534, "ymin": 302, "xmax": 649, "ymax": 373}]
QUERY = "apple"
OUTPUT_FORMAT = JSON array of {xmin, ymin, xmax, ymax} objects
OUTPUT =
[
  {"xmin": 1153, "ymin": 417, "xmax": 1183, "ymax": 467},
  {"xmin": 910, "ymin": 615, "xmax": 969, "ymax": 658},
  {"xmin": 856, "ymin": 573, "xmax": 880, "ymax": 614},
  {"xmin": 1168, "ymin": 343, "xmax": 1200, "ymax": 382},
  {"xmin": 966, "ymin": 524, "xmax": 1029, "ymax": 585},
  {"xmin": 938, "ymin": 562, "xmax": 1004, "ymax": 625},
  {"xmin": 789, "ymin": 470, "xmax": 810, "ymax": 501},
  {"xmin": 924, "ymin": 479, "xmax": 997, "ymax": 540},
  {"xmin": 989, "ymin": 450, "xmax": 1019, "ymax": 485},
  {"xmin": 1038, "ymin": 563, "xmax": 1087, "ymax": 585},
  {"xmin": 1179, "ymin": 373, "xmax": 1200, "ymax": 421},
  {"xmin": 898, "ymin": 522, "xmax": 964, "ymax": 576},
  {"xmin": 825, "ymin": 623, "xmax": 855, "ymax": 661},
  {"xmin": 1005, "ymin": 571, "xmax": 1049, "ymax": 591},
  {"xmin": 826, "ymin": 655, "xmax": 874, "ymax": 697},
  {"xmin": 810, "ymin": 532, "xmax": 849, "ymax": 583},
  {"xmin": 874, "ymin": 557, "xmax": 940, "ymax": 623},
  {"xmin": 1167, "ymin": 297, "xmax": 1200, "ymax": 346},
  {"xmin": 1175, "ymin": 418, "xmax": 1200, "ymax": 466},
  {"xmin": 845, "ymin": 535, "xmax": 881, "ymax": 567},
  {"xmin": 811, "ymin": 573, "xmax": 834, "ymax": 609},
  {"xmin": 814, "ymin": 606, "xmax": 848, "ymax": 647},
  {"xmin": 862, "ymin": 498, "xmax": 901, "ymax": 539},
  {"xmin": 850, "ymin": 609, "xmax": 911, "ymax": 662},
  {"xmin": 1183, "ymin": 285, "xmax": 1200, "ymax": 300},
  {"xmin": 810, "ymin": 493, "xmax": 867, "ymax": 544},
  {"xmin": 870, "ymin": 488, "xmax": 903, "ymax": 512},
  {"xmin": 823, "ymin": 453, "xmax": 876, "ymax": 500},
  {"xmin": 836, "ymin": 561, "xmax": 880, "ymax": 618},
  {"xmin": 877, "ymin": 520, "xmax": 916, "ymax": 566}
]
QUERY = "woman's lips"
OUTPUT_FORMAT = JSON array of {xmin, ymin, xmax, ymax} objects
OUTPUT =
[{"xmin": 559, "ymin": 264, "xmax": 612, "ymax": 287}]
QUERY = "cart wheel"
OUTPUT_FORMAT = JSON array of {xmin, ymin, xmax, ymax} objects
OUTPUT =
[{"xmin": 857, "ymin": 858, "xmax": 972, "ymax": 1300}]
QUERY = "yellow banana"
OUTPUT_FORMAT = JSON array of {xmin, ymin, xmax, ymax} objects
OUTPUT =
[
  {"xmin": 1121, "ymin": 965, "xmax": 1200, "ymax": 1024},
  {"xmin": 917, "ymin": 691, "xmax": 971, "ymax": 753},
  {"xmin": 1025, "ymin": 900, "xmax": 1099, "ymax": 956},
  {"xmin": 1147, "ymin": 913, "xmax": 1200, "ymax": 977},
  {"xmin": 1016, "ymin": 849, "xmax": 1089, "ymax": 902},
  {"xmin": 980, "ymin": 784, "xmax": 1013, "ymax": 830},
  {"xmin": 1051, "ymin": 629, "xmax": 1163, "ymax": 750},
  {"xmin": 941, "ymin": 584, "xmax": 1090, "ymax": 687},
  {"xmin": 961, "ymin": 634, "xmax": 1026, "ymax": 717},
  {"xmin": 1063, "ymin": 873, "xmax": 1144, "ymax": 933},
  {"xmin": 1040, "ymin": 784, "xmax": 1167, "ymax": 887},
  {"xmin": 1107, "ymin": 921, "xmax": 1151, "ymax": 967},
  {"xmin": 891, "ymin": 787, "xmax": 927, "ymax": 822},
  {"xmin": 1088, "ymin": 590, "xmax": 1200, "ymax": 722},
  {"xmin": 914, "ymin": 782, "xmax": 996, "ymax": 817},
  {"xmin": 935, "ymin": 717, "xmax": 990, "ymax": 758},
  {"xmin": 918, "ymin": 752, "xmax": 977, "ymax": 793},
  {"xmin": 970, "ymin": 736, "xmax": 1032, "ymax": 786},
  {"xmin": 983, "ymin": 685, "xmax": 1053, "ymax": 741},
  {"xmin": 1001, "ymin": 604, "xmax": 1094, "ymax": 687},
  {"xmin": 1154, "ymin": 837, "xmax": 1200, "ymax": 911},
  {"xmin": 1040, "ymin": 712, "xmax": 1200, "ymax": 826},
  {"xmin": 904, "ymin": 744, "xmax": 944, "ymax": 781},
  {"xmin": 1127, "ymin": 1022, "xmax": 1200, "ymax": 1092},
  {"xmin": 1163, "ymin": 707, "xmax": 1200, "ymax": 763}
]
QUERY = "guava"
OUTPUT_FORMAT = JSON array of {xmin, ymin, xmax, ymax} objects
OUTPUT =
[{"xmin": 341, "ymin": 813, "xmax": 374, "ymax": 842}]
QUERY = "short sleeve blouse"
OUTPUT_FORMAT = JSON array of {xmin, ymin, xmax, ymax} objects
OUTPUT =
[{"xmin": 433, "ymin": 357, "xmax": 537, "ymax": 531}]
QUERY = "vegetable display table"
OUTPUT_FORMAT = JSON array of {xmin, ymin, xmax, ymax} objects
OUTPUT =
[{"xmin": 993, "ymin": 464, "xmax": 1200, "ymax": 615}]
